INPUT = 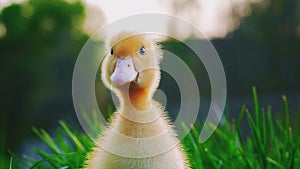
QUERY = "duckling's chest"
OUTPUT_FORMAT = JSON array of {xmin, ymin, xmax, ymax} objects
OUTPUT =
[
  {"xmin": 94, "ymin": 115, "xmax": 187, "ymax": 169},
  {"xmin": 99, "ymin": 149, "xmax": 186, "ymax": 169},
  {"xmin": 97, "ymin": 131, "xmax": 186, "ymax": 169}
]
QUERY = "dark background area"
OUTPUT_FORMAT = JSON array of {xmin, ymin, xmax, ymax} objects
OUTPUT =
[{"xmin": 1, "ymin": 0, "xmax": 300, "ymax": 167}]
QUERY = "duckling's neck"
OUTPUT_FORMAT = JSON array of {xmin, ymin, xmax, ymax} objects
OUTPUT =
[{"xmin": 119, "ymin": 84, "xmax": 152, "ymax": 111}]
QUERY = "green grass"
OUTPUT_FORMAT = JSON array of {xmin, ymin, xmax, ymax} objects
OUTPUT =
[
  {"xmin": 11, "ymin": 87, "xmax": 300, "ymax": 168},
  {"xmin": 182, "ymin": 87, "xmax": 299, "ymax": 169},
  {"xmin": 9, "ymin": 121, "xmax": 95, "ymax": 169}
]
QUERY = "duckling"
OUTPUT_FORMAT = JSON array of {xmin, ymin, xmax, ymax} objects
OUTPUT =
[{"xmin": 84, "ymin": 31, "xmax": 190, "ymax": 169}]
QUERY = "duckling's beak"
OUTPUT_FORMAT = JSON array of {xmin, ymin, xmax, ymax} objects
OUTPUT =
[{"xmin": 110, "ymin": 57, "xmax": 138, "ymax": 86}]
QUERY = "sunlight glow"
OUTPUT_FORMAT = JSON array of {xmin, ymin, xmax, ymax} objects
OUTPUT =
[
  {"xmin": 1, "ymin": 0, "xmax": 262, "ymax": 39},
  {"xmin": 83, "ymin": 0, "xmax": 261, "ymax": 39}
]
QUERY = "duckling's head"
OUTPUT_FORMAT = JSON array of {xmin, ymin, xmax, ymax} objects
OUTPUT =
[{"xmin": 101, "ymin": 31, "xmax": 162, "ymax": 107}]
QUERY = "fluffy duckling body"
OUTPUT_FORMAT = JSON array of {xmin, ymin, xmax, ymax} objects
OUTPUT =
[{"xmin": 84, "ymin": 32, "xmax": 190, "ymax": 169}]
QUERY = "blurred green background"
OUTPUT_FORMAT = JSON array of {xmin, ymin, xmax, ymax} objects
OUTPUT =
[{"xmin": 0, "ymin": 0, "xmax": 300, "ymax": 168}]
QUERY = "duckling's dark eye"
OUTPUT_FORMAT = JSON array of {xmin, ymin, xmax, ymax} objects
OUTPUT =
[
  {"xmin": 110, "ymin": 49, "xmax": 114, "ymax": 56},
  {"xmin": 139, "ymin": 47, "xmax": 145, "ymax": 55}
]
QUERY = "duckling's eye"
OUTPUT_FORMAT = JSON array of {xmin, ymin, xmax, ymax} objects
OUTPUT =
[
  {"xmin": 110, "ymin": 49, "xmax": 114, "ymax": 56},
  {"xmin": 139, "ymin": 47, "xmax": 145, "ymax": 55}
]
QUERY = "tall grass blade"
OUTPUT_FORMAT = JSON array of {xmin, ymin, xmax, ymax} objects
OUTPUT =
[
  {"xmin": 59, "ymin": 121, "xmax": 86, "ymax": 153},
  {"xmin": 29, "ymin": 152, "xmax": 77, "ymax": 169}
]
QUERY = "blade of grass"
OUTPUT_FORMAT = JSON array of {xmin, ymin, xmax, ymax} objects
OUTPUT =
[
  {"xmin": 56, "ymin": 132, "xmax": 72, "ymax": 153},
  {"xmin": 59, "ymin": 121, "xmax": 86, "ymax": 153},
  {"xmin": 266, "ymin": 157, "xmax": 284, "ymax": 169},
  {"xmin": 208, "ymin": 122, "xmax": 230, "ymax": 142},
  {"xmin": 32, "ymin": 127, "xmax": 62, "ymax": 155},
  {"xmin": 181, "ymin": 123, "xmax": 203, "ymax": 169},
  {"xmin": 252, "ymin": 87, "xmax": 261, "ymax": 137},
  {"xmin": 34, "ymin": 148, "xmax": 62, "ymax": 168},
  {"xmin": 235, "ymin": 105, "xmax": 255, "ymax": 168},
  {"xmin": 29, "ymin": 152, "xmax": 78, "ymax": 169},
  {"xmin": 267, "ymin": 106, "xmax": 281, "ymax": 160},
  {"xmin": 261, "ymin": 110, "xmax": 267, "ymax": 153},
  {"xmin": 23, "ymin": 154, "xmax": 39, "ymax": 167},
  {"xmin": 60, "ymin": 166, "xmax": 69, "ymax": 169},
  {"xmin": 82, "ymin": 111, "xmax": 95, "ymax": 133},
  {"xmin": 7, "ymin": 149, "xmax": 31, "ymax": 168},
  {"xmin": 236, "ymin": 105, "xmax": 246, "ymax": 147},
  {"xmin": 245, "ymin": 108, "xmax": 267, "ymax": 168},
  {"xmin": 282, "ymin": 95, "xmax": 290, "ymax": 134},
  {"xmin": 9, "ymin": 157, "xmax": 12, "ymax": 169},
  {"xmin": 190, "ymin": 124, "xmax": 200, "ymax": 140}
]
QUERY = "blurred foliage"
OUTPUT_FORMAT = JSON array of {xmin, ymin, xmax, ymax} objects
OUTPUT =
[
  {"xmin": 216, "ymin": 0, "xmax": 300, "ymax": 94},
  {"xmin": 0, "ymin": 0, "xmax": 90, "ymax": 167}
]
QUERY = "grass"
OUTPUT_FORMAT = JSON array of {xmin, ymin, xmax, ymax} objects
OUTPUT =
[
  {"xmin": 10, "ymin": 87, "xmax": 300, "ymax": 168},
  {"xmin": 182, "ymin": 87, "xmax": 299, "ymax": 169},
  {"xmin": 8, "ymin": 121, "xmax": 95, "ymax": 169}
]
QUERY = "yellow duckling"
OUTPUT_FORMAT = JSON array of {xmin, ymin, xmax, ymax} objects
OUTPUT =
[{"xmin": 84, "ymin": 31, "xmax": 190, "ymax": 169}]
